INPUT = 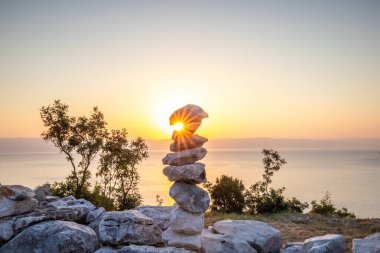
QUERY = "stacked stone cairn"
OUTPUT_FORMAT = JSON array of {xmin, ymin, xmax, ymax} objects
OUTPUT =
[{"xmin": 162, "ymin": 104, "xmax": 210, "ymax": 251}]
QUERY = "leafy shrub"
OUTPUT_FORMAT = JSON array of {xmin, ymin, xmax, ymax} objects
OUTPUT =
[
  {"xmin": 245, "ymin": 149, "xmax": 308, "ymax": 214},
  {"xmin": 204, "ymin": 175, "xmax": 246, "ymax": 214},
  {"xmin": 310, "ymin": 191, "xmax": 355, "ymax": 218}
]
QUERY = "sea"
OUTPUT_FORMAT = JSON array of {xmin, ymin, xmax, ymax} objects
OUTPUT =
[{"xmin": 1, "ymin": 138, "xmax": 380, "ymax": 218}]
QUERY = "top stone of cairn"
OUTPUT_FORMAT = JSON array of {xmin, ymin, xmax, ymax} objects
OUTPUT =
[{"xmin": 170, "ymin": 104, "xmax": 208, "ymax": 136}]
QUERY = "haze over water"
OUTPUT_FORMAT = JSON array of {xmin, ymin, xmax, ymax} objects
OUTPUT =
[{"xmin": 1, "ymin": 138, "xmax": 379, "ymax": 218}]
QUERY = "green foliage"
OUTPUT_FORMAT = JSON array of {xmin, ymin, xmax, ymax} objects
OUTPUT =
[
  {"xmin": 41, "ymin": 100, "xmax": 148, "ymax": 211},
  {"xmin": 245, "ymin": 149, "xmax": 308, "ymax": 214},
  {"xmin": 311, "ymin": 191, "xmax": 355, "ymax": 218},
  {"xmin": 204, "ymin": 175, "xmax": 246, "ymax": 214}
]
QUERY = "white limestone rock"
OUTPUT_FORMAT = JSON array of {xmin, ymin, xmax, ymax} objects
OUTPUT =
[
  {"xmin": 352, "ymin": 232, "xmax": 380, "ymax": 253},
  {"xmin": 213, "ymin": 219, "xmax": 282, "ymax": 253},
  {"xmin": 0, "ymin": 220, "xmax": 99, "ymax": 253},
  {"xmin": 201, "ymin": 228, "xmax": 257, "ymax": 253},
  {"xmin": 162, "ymin": 227, "xmax": 202, "ymax": 251},
  {"xmin": 0, "ymin": 197, "xmax": 38, "ymax": 218},
  {"xmin": 99, "ymin": 210, "xmax": 163, "ymax": 246},
  {"xmin": 135, "ymin": 205, "xmax": 174, "ymax": 231},
  {"xmin": 170, "ymin": 205, "xmax": 204, "ymax": 235},
  {"xmin": 86, "ymin": 207, "xmax": 106, "ymax": 223},
  {"xmin": 302, "ymin": 234, "xmax": 345, "ymax": 253}
]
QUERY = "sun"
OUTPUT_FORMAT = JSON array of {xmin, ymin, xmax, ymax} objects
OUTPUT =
[{"xmin": 171, "ymin": 122, "xmax": 183, "ymax": 132}]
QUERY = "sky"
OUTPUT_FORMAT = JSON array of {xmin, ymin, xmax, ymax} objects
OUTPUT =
[{"xmin": 1, "ymin": 1, "xmax": 379, "ymax": 140}]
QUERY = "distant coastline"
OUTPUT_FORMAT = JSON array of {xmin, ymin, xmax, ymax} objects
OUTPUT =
[{"xmin": 1, "ymin": 137, "xmax": 380, "ymax": 153}]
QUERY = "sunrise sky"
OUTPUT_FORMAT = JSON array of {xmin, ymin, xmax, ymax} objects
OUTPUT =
[{"xmin": 1, "ymin": 1, "xmax": 379, "ymax": 140}]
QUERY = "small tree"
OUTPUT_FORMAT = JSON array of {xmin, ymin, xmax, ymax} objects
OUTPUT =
[
  {"xmin": 204, "ymin": 175, "xmax": 246, "ymax": 213},
  {"xmin": 97, "ymin": 129, "xmax": 148, "ymax": 210},
  {"xmin": 40, "ymin": 100, "xmax": 107, "ymax": 199},
  {"xmin": 246, "ymin": 149, "xmax": 308, "ymax": 214}
]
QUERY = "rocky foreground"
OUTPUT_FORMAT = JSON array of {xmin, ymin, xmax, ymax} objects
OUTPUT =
[{"xmin": 0, "ymin": 183, "xmax": 379, "ymax": 253}]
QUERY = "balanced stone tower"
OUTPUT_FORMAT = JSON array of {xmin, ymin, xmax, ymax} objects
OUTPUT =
[{"xmin": 162, "ymin": 104, "xmax": 210, "ymax": 251}]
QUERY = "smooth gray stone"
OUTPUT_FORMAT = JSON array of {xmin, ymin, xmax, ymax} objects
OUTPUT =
[
  {"xmin": 169, "ymin": 182, "xmax": 210, "ymax": 213},
  {"xmin": 213, "ymin": 219, "xmax": 282, "ymax": 253},
  {"xmin": 163, "ymin": 163, "xmax": 206, "ymax": 184},
  {"xmin": 170, "ymin": 134, "xmax": 208, "ymax": 152},
  {"xmin": 162, "ymin": 147, "xmax": 207, "ymax": 166},
  {"xmin": 302, "ymin": 234, "xmax": 345, "ymax": 253},
  {"xmin": 34, "ymin": 184, "xmax": 51, "ymax": 202},
  {"xmin": 201, "ymin": 228, "xmax": 257, "ymax": 253},
  {"xmin": 0, "ymin": 220, "xmax": 99, "ymax": 253},
  {"xmin": 352, "ymin": 232, "xmax": 380, "ymax": 253},
  {"xmin": 135, "ymin": 205, "xmax": 174, "ymax": 231},
  {"xmin": 170, "ymin": 205, "xmax": 204, "ymax": 235},
  {"xmin": 99, "ymin": 210, "xmax": 163, "ymax": 246},
  {"xmin": 162, "ymin": 227, "xmax": 202, "ymax": 251}
]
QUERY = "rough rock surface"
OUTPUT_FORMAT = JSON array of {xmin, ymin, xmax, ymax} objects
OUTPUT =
[
  {"xmin": 0, "ymin": 197, "xmax": 38, "ymax": 218},
  {"xmin": 280, "ymin": 242, "xmax": 303, "ymax": 253},
  {"xmin": 162, "ymin": 147, "xmax": 207, "ymax": 166},
  {"xmin": 86, "ymin": 207, "xmax": 106, "ymax": 223},
  {"xmin": 201, "ymin": 228, "xmax": 257, "ymax": 253},
  {"xmin": 163, "ymin": 163, "xmax": 206, "ymax": 184},
  {"xmin": 162, "ymin": 227, "xmax": 202, "ymax": 251},
  {"xmin": 95, "ymin": 245, "xmax": 196, "ymax": 253},
  {"xmin": 99, "ymin": 210, "xmax": 163, "ymax": 246},
  {"xmin": 169, "ymin": 182, "xmax": 210, "ymax": 213},
  {"xmin": 302, "ymin": 234, "xmax": 345, "ymax": 253},
  {"xmin": 135, "ymin": 205, "xmax": 174, "ymax": 231},
  {"xmin": 0, "ymin": 219, "xmax": 14, "ymax": 244},
  {"xmin": 352, "ymin": 232, "xmax": 380, "ymax": 253},
  {"xmin": 0, "ymin": 220, "xmax": 99, "ymax": 253},
  {"xmin": 34, "ymin": 184, "xmax": 51, "ymax": 202},
  {"xmin": 170, "ymin": 205, "xmax": 204, "ymax": 235},
  {"xmin": 212, "ymin": 219, "xmax": 282, "ymax": 253},
  {"xmin": 170, "ymin": 134, "xmax": 208, "ymax": 152},
  {"xmin": 0, "ymin": 185, "xmax": 35, "ymax": 200},
  {"xmin": 48, "ymin": 195, "xmax": 96, "ymax": 211}
]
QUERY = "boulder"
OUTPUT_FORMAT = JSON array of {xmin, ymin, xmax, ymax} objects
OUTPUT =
[
  {"xmin": 86, "ymin": 207, "xmax": 106, "ymax": 223},
  {"xmin": 34, "ymin": 184, "xmax": 51, "ymax": 202},
  {"xmin": 88, "ymin": 212, "xmax": 105, "ymax": 237},
  {"xmin": 201, "ymin": 228, "xmax": 257, "ymax": 253},
  {"xmin": 169, "ymin": 104, "xmax": 208, "ymax": 127},
  {"xmin": 212, "ymin": 219, "xmax": 282, "ymax": 253},
  {"xmin": 99, "ymin": 210, "xmax": 163, "ymax": 246},
  {"xmin": 0, "ymin": 219, "xmax": 14, "ymax": 245},
  {"xmin": 162, "ymin": 227, "xmax": 202, "ymax": 251},
  {"xmin": 0, "ymin": 197, "xmax": 38, "ymax": 218},
  {"xmin": 352, "ymin": 232, "xmax": 380, "ymax": 253},
  {"xmin": 95, "ymin": 245, "xmax": 196, "ymax": 253},
  {"xmin": 302, "ymin": 234, "xmax": 345, "ymax": 253},
  {"xmin": 163, "ymin": 163, "xmax": 206, "ymax": 184},
  {"xmin": 280, "ymin": 242, "xmax": 303, "ymax": 253},
  {"xmin": 0, "ymin": 185, "xmax": 35, "ymax": 200},
  {"xmin": 162, "ymin": 147, "xmax": 207, "ymax": 166},
  {"xmin": 170, "ymin": 205, "xmax": 204, "ymax": 235},
  {"xmin": 135, "ymin": 205, "xmax": 174, "ymax": 231},
  {"xmin": 0, "ymin": 220, "xmax": 99, "ymax": 253},
  {"xmin": 169, "ymin": 182, "xmax": 210, "ymax": 213},
  {"xmin": 170, "ymin": 134, "xmax": 208, "ymax": 152},
  {"xmin": 48, "ymin": 195, "xmax": 96, "ymax": 211}
]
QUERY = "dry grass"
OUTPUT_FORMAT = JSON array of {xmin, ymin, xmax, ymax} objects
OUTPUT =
[{"xmin": 205, "ymin": 212, "xmax": 380, "ymax": 253}]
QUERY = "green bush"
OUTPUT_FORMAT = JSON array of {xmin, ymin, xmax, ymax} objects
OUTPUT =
[
  {"xmin": 204, "ymin": 175, "xmax": 246, "ymax": 214},
  {"xmin": 310, "ymin": 191, "xmax": 355, "ymax": 218},
  {"xmin": 245, "ymin": 149, "xmax": 308, "ymax": 214}
]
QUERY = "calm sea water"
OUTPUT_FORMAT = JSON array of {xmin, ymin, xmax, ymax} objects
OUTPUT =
[{"xmin": 1, "ymin": 148, "xmax": 379, "ymax": 218}]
